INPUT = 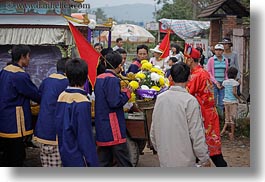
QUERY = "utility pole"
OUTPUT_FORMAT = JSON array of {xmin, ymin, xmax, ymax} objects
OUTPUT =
[{"xmin": 154, "ymin": 0, "xmax": 160, "ymax": 43}]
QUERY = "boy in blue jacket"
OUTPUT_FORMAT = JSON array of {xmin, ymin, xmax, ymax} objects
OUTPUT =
[
  {"xmin": 0, "ymin": 45, "xmax": 40, "ymax": 166},
  {"xmin": 95, "ymin": 51, "xmax": 133, "ymax": 167},
  {"xmin": 55, "ymin": 58, "xmax": 98, "ymax": 167},
  {"xmin": 34, "ymin": 58, "xmax": 69, "ymax": 167}
]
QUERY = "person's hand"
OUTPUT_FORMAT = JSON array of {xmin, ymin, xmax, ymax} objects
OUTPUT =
[
  {"xmin": 216, "ymin": 82, "xmax": 222, "ymax": 89},
  {"xmin": 127, "ymin": 85, "xmax": 133, "ymax": 93},
  {"xmin": 237, "ymin": 79, "xmax": 241, "ymax": 84}
]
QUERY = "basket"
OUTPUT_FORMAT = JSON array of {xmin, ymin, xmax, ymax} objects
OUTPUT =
[{"xmin": 136, "ymin": 99, "xmax": 156, "ymax": 110}]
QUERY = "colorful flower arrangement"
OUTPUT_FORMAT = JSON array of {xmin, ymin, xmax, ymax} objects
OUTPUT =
[{"xmin": 128, "ymin": 60, "xmax": 169, "ymax": 102}]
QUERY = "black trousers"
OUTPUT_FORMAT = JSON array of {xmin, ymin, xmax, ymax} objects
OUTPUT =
[
  {"xmin": 196, "ymin": 153, "xmax": 227, "ymax": 167},
  {"xmin": 210, "ymin": 153, "xmax": 228, "ymax": 167},
  {"xmin": 97, "ymin": 143, "xmax": 132, "ymax": 167},
  {"xmin": 0, "ymin": 137, "xmax": 26, "ymax": 167}
]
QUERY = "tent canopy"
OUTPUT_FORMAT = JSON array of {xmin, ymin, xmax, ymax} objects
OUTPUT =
[
  {"xmin": 100, "ymin": 24, "xmax": 155, "ymax": 43},
  {"xmin": 159, "ymin": 18, "xmax": 210, "ymax": 40}
]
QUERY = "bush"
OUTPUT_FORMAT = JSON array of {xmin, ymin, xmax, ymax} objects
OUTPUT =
[{"xmin": 235, "ymin": 117, "xmax": 250, "ymax": 138}]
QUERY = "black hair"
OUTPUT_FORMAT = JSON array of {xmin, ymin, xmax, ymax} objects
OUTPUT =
[
  {"xmin": 97, "ymin": 58, "xmax": 106, "ymax": 75},
  {"xmin": 65, "ymin": 58, "xmax": 88, "ymax": 87},
  {"xmin": 136, "ymin": 44, "xmax": 148, "ymax": 54},
  {"xmin": 94, "ymin": 43, "xmax": 103, "ymax": 49},
  {"xmin": 101, "ymin": 47, "xmax": 113, "ymax": 57},
  {"xmin": 196, "ymin": 47, "xmax": 205, "ymax": 65},
  {"xmin": 57, "ymin": 57, "xmax": 70, "ymax": 73},
  {"xmin": 11, "ymin": 45, "xmax": 31, "ymax": 63},
  {"xmin": 116, "ymin": 48, "xmax": 127, "ymax": 54},
  {"xmin": 170, "ymin": 62, "xmax": 190, "ymax": 83},
  {"xmin": 105, "ymin": 51, "xmax": 122, "ymax": 69},
  {"xmin": 227, "ymin": 67, "xmax": 238, "ymax": 79},
  {"xmin": 116, "ymin": 38, "xmax": 123, "ymax": 43},
  {"xmin": 171, "ymin": 43, "xmax": 180, "ymax": 54},
  {"xmin": 169, "ymin": 57, "xmax": 178, "ymax": 63}
]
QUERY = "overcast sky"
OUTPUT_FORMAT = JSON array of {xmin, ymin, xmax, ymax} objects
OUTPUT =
[{"xmin": 84, "ymin": 0, "xmax": 157, "ymax": 8}]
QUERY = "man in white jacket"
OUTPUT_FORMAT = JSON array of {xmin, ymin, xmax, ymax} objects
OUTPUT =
[{"xmin": 150, "ymin": 62, "xmax": 211, "ymax": 167}]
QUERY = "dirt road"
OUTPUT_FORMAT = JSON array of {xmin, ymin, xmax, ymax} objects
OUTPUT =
[
  {"xmin": 137, "ymin": 137, "xmax": 250, "ymax": 167},
  {"xmin": 23, "ymin": 137, "xmax": 250, "ymax": 167}
]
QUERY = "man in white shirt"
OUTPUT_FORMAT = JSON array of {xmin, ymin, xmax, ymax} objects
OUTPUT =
[
  {"xmin": 150, "ymin": 62, "xmax": 211, "ymax": 167},
  {"xmin": 113, "ymin": 38, "xmax": 123, "ymax": 51}
]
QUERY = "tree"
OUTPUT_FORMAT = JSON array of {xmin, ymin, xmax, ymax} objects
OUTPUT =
[
  {"xmin": 155, "ymin": 0, "xmax": 214, "ymax": 20},
  {"xmin": 93, "ymin": 8, "xmax": 107, "ymax": 22}
]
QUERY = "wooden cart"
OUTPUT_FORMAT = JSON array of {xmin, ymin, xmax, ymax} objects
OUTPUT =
[{"xmin": 125, "ymin": 100, "xmax": 156, "ymax": 166}]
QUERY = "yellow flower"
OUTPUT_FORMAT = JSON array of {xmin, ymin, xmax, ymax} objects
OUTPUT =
[
  {"xmin": 151, "ymin": 67, "xmax": 164, "ymax": 76},
  {"xmin": 129, "ymin": 81, "xmax": 139, "ymax": 90},
  {"xmin": 151, "ymin": 85, "xmax": 161, "ymax": 91},
  {"xmin": 151, "ymin": 67, "xmax": 159, "ymax": 73},
  {"xmin": 141, "ymin": 62, "xmax": 152, "ymax": 71},
  {"xmin": 141, "ymin": 60, "xmax": 149, "ymax": 65},
  {"xmin": 157, "ymin": 69, "xmax": 164, "ymax": 76},
  {"xmin": 135, "ymin": 72, "xmax": 146, "ymax": 80},
  {"xmin": 128, "ymin": 92, "xmax": 136, "ymax": 103},
  {"xmin": 158, "ymin": 77, "xmax": 165, "ymax": 86}
]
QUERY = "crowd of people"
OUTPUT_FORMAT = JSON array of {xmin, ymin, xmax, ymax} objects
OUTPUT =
[{"xmin": 0, "ymin": 37, "xmax": 242, "ymax": 167}]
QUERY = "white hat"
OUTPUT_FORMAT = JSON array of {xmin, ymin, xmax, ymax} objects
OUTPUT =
[
  {"xmin": 150, "ymin": 45, "xmax": 163, "ymax": 54},
  {"xmin": 214, "ymin": 44, "xmax": 224, "ymax": 50}
]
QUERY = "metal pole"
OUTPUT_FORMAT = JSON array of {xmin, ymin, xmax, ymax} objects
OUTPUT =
[
  {"xmin": 87, "ymin": 28, "xmax": 92, "ymax": 43},
  {"xmin": 108, "ymin": 30, "xmax": 112, "ymax": 48}
]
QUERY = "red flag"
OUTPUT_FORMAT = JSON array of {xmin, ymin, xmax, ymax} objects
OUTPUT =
[
  {"xmin": 159, "ymin": 30, "xmax": 171, "ymax": 59},
  {"xmin": 68, "ymin": 21, "xmax": 101, "ymax": 89}
]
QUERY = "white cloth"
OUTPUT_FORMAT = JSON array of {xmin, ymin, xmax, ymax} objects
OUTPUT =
[
  {"xmin": 113, "ymin": 45, "xmax": 123, "ymax": 51},
  {"xmin": 169, "ymin": 52, "xmax": 184, "ymax": 62},
  {"xmin": 0, "ymin": 28, "xmax": 73, "ymax": 45},
  {"xmin": 150, "ymin": 86, "xmax": 209, "ymax": 167},
  {"xmin": 149, "ymin": 57, "xmax": 169, "ymax": 71}
]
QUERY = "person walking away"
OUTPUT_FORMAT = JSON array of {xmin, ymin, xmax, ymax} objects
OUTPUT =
[
  {"xmin": 150, "ymin": 62, "xmax": 211, "ymax": 167},
  {"xmin": 34, "ymin": 58, "xmax": 69, "ymax": 167},
  {"xmin": 94, "ymin": 52, "xmax": 133, "ymax": 167},
  {"xmin": 207, "ymin": 44, "xmax": 229, "ymax": 116},
  {"xmin": 220, "ymin": 67, "xmax": 241, "ymax": 141},
  {"xmin": 0, "ymin": 45, "xmax": 40, "ymax": 166},
  {"xmin": 55, "ymin": 58, "xmax": 98, "ymax": 167},
  {"xmin": 186, "ymin": 46, "xmax": 228, "ymax": 167}
]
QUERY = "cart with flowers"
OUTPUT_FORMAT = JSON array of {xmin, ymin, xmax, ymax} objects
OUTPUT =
[{"xmin": 122, "ymin": 60, "xmax": 169, "ymax": 166}]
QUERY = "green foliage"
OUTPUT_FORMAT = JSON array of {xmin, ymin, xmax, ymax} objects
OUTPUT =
[
  {"xmin": 156, "ymin": 0, "xmax": 212, "ymax": 20},
  {"xmin": 156, "ymin": 0, "xmax": 249, "ymax": 21},
  {"xmin": 93, "ymin": 8, "xmax": 107, "ymax": 22},
  {"xmin": 156, "ymin": 0, "xmax": 193, "ymax": 20},
  {"xmin": 236, "ymin": 117, "xmax": 250, "ymax": 138}
]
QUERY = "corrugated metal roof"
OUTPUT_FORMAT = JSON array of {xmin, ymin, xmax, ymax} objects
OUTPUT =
[
  {"xmin": 198, "ymin": 0, "xmax": 249, "ymax": 18},
  {"xmin": 0, "ymin": 15, "xmax": 87, "ymax": 26}
]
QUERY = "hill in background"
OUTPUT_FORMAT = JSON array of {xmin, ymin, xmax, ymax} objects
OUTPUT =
[{"xmin": 91, "ymin": 4, "xmax": 155, "ymax": 24}]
